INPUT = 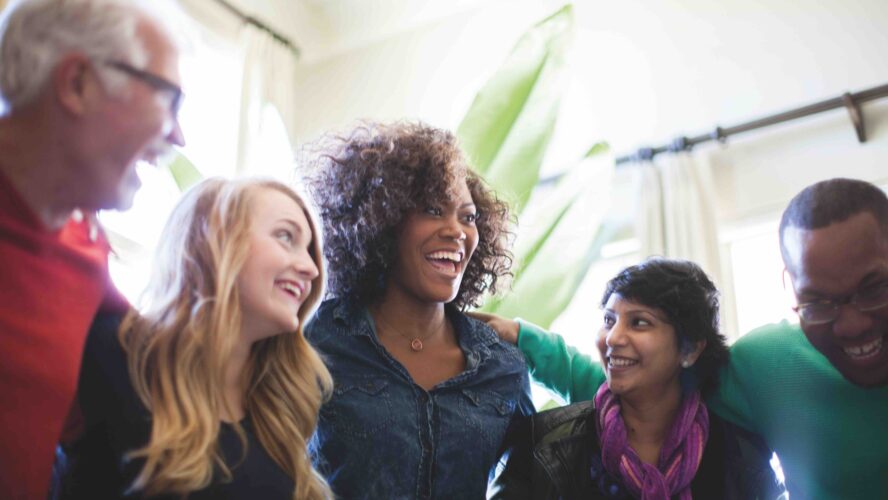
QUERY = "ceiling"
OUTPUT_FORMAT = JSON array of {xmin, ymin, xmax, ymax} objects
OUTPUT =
[{"xmin": 222, "ymin": 0, "xmax": 490, "ymax": 62}]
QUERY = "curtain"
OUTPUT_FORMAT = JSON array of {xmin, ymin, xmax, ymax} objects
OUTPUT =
[
  {"xmin": 235, "ymin": 23, "xmax": 299, "ymax": 176},
  {"xmin": 634, "ymin": 152, "xmax": 735, "ymax": 337}
]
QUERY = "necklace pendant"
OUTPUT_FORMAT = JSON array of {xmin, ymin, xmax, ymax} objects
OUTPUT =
[{"xmin": 410, "ymin": 338, "xmax": 424, "ymax": 352}]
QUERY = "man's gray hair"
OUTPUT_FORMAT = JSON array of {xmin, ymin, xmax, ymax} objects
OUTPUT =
[{"xmin": 0, "ymin": 0, "xmax": 184, "ymax": 112}]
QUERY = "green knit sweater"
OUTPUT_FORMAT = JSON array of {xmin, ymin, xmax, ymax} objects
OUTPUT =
[{"xmin": 517, "ymin": 320, "xmax": 888, "ymax": 499}]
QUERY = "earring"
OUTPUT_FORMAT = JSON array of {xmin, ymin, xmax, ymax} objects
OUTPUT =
[{"xmin": 681, "ymin": 360, "xmax": 691, "ymax": 368}]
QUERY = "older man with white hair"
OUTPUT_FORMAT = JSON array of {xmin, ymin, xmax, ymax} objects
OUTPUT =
[{"xmin": 0, "ymin": 0, "xmax": 186, "ymax": 497}]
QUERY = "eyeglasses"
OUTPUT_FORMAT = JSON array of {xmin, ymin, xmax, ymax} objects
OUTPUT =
[
  {"xmin": 103, "ymin": 60, "xmax": 183, "ymax": 117},
  {"xmin": 793, "ymin": 281, "xmax": 888, "ymax": 325}
]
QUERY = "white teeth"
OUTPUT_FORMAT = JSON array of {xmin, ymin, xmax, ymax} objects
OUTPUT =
[
  {"xmin": 427, "ymin": 251, "xmax": 462, "ymax": 262},
  {"xmin": 279, "ymin": 282, "xmax": 302, "ymax": 298},
  {"xmin": 609, "ymin": 357, "xmax": 638, "ymax": 367},
  {"xmin": 844, "ymin": 337, "xmax": 883, "ymax": 359}
]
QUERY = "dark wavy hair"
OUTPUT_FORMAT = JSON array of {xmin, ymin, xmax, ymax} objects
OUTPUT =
[
  {"xmin": 304, "ymin": 121, "xmax": 513, "ymax": 310},
  {"xmin": 601, "ymin": 258, "xmax": 729, "ymax": 396}
]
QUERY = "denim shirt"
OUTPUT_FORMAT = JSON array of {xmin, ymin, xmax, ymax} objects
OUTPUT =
[{"xmin": 307, "ymin": 298, "xmax": 534, "ymax": 500}]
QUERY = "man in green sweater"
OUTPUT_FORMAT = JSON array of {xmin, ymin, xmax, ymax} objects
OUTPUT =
[{"xmin": 484, "ymin": 178, "xmax": 888, "ymax": 499}]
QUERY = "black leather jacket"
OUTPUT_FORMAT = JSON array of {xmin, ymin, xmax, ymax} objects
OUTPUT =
[{"xmin": 490, "ymin": 401, "xmax": 784, "ymax": 500}]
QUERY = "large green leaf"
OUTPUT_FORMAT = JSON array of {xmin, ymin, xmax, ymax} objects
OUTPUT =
[
  {"xmin": 457, "ymin": 4, "xmax": 574, "ymax": 212},
  {"xmin": 458, "ymin": 4, "xmax": 616, "ymax": 328},
  {"xmin": 167, "ymin": 151, "xmax": 203, "ymax": 191},
  {"xmin": 508, "ymin": 142, "xmax": 610, "ymax": 281},
  {"xmin": 481, "ymin": 145, "xmax": 616, "ymax": 328}
]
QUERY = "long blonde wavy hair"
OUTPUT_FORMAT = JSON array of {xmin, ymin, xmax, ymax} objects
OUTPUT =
[{"xmin": 119, "ymin": 177, "xmax": 333, "ymax": 499}]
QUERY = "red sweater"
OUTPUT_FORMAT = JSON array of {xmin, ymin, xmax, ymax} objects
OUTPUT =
[{"xmin": 0, "ymin": 171, "xmax": 119, "ymax": 499}]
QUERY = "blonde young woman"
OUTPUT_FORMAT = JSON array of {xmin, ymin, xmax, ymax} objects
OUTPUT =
[{"xmin": 62, "ymin": 178, "xmax": 332, "ymax": 499}]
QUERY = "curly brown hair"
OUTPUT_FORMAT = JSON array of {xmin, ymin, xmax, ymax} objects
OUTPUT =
[{"xmin": 304, "ymin": 121, "xmax": 513, "ymax": 310}]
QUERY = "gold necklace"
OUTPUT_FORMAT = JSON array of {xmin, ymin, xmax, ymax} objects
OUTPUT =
[{"xmin": 374, "ymin": 313, "xmax": 437, "ymax": 352}]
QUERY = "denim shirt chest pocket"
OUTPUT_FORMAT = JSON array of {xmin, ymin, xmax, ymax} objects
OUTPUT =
[
  {"xmin": 320, "ymin": 376, "xmax": 394, "ymax": 439},
  {"xmin": 456, "ymin": 387, "xmax": 516, "ymax": 452}
]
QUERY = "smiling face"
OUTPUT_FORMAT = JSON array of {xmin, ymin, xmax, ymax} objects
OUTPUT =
[
  {"xmin": 80, "ymin": 17, "xmax": 186, "ymax": 211},
  {"xmin": 783, "ymin": 211, "xmax": 888, "ymax": 387},
  {"xmin": 237, "ymin": 188, "xmax": 319, "ymax": 342},
  {"xmin": 389, "ymin": 178, "xmax": 480, "ymax": 305},
  {"xmin": 596, "ymin": 294, "xmax": 698, "ymax": 401}
]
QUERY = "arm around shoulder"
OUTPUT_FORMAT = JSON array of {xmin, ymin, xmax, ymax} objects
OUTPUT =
[
  {"xmin": 516, "ymin": 319, "xmax": 606, "ymax": 403},
  {"xmin": 707, "ymin": 322, "xmax": 795, "ymax": 433}
]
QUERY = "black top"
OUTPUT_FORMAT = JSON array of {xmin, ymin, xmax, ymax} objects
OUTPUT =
[
  {"xmin": 61, "ymin": 312, "xmax": 295, "ymax": 499},
  {"xmin": 490, "ymin": 400, "xmax": 783, "ymax": 500}
]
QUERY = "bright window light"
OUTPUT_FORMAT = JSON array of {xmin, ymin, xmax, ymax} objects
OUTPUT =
[
  {"xmin": 102, "ymin": 23, "xmax": 243, "ymax": 304},
  {"xmin": 726, "ymin": 221, "xmax": 798, "ymax": 335}
]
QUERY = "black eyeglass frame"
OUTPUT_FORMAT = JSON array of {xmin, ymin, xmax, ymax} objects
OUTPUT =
[
  {"xmin": 103, "ymin": 60, "xmax": 183, "ymax": 116},
  {"xmin": 792, "ymin": 281, "xmax": 888, "ymax": 325}
]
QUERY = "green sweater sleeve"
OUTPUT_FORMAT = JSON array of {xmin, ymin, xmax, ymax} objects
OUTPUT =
[
  {"xmin": 707, "ymin": 321, "xmax": 800, "ymax": 434},
  {"xmin": 516, "ymin": 319, "xmax": 606, "ymax": 404},
  {"xmin": 706, "ymin": 321, "xmax": 804, "ymax": 435},
  {"xmin": 706, "ymin": 335, "xmax": 760, "ymax": 433}
]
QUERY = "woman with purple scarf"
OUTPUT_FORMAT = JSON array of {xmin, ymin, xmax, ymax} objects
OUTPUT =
[{"xmin": 490, "ymin": 258, "xmax": 782, "ymax": 499}]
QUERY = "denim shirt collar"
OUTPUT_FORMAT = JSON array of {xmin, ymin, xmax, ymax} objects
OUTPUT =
[{"xmin": 329, "ymin": 297, "xmax": 500, "ymax": 371}]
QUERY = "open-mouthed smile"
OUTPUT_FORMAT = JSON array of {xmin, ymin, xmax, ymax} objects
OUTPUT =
[
  {"xmin": 276, "ymin": 280, "xmax": 305, "ymax": 302},
  {"xmin": 607, "ymin": 355, "xmax": 639, "ymax": 370},
  {"xmin": 842, "ymin": 335, "xmax": 883, "ymax": 361},
  {"xmin": 425, "ymin": 250, "xmax": 465, "ymax": 276}
]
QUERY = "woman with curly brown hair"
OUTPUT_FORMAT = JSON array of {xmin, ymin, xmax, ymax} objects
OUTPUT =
[{"xmin": 305, "ymin": 121, "xmax": 534, "ymax": 499}]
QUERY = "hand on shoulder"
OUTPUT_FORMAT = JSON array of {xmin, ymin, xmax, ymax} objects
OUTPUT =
[{"xmin": 467, "ymin": 311, "xmax": 520, "ymax": 345}]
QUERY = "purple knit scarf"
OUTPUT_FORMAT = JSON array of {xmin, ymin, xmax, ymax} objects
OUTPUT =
[{"xmin": 593, "ymin": 383, "xmax": 709, "ymax": 500}]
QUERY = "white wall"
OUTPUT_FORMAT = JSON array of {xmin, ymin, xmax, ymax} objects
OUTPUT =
[
  {"xmin": 288, "ymin": 0, "xmax": 563, "ymax": 142},
  {"xmin": 286, "ymin": 0, "xmax": 888, "ymax": 198},
  {"xmin": 710, "ymin": 101, "xmax": 888, "ymax": 223}
]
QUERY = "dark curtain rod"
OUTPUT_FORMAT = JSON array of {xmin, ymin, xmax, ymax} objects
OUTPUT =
[
  {"xmin": 615, "ymin": 81, "xmax": 888, "ymax": 165},
  {"xmin": 213, "ymin": 0, "xmax": 300, "ymax": 57}
]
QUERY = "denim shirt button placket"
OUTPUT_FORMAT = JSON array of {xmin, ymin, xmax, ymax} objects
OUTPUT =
[{"xmin": 308, "ymin": 299, "xmax": 534, "ymax": 499}]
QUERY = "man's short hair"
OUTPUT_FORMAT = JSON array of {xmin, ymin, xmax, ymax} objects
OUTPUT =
[
  {"xmin": 779, "ymin": 178, "xmax": 888, "ymax": 265},
  {"xmin": 0, "ymin": 0, "xmax": 184, "ymax": 112}
]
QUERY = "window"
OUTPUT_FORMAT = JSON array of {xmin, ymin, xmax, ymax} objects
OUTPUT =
[
  {"xmin": 103, "ymin": 22, "xmax": 243, "ymax": 303},
  {"xmin": 722, "ymin": 218, "xmax": 798, "ymax": 337}
]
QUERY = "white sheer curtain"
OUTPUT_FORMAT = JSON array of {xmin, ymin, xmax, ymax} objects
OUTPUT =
[
  {"xmin": 235, "ymin": 24, "xmax": 299, "ymax": 177},
  {"xmin": 633, "ymin": 152, "xmax": 736, "ymax": 337}
]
